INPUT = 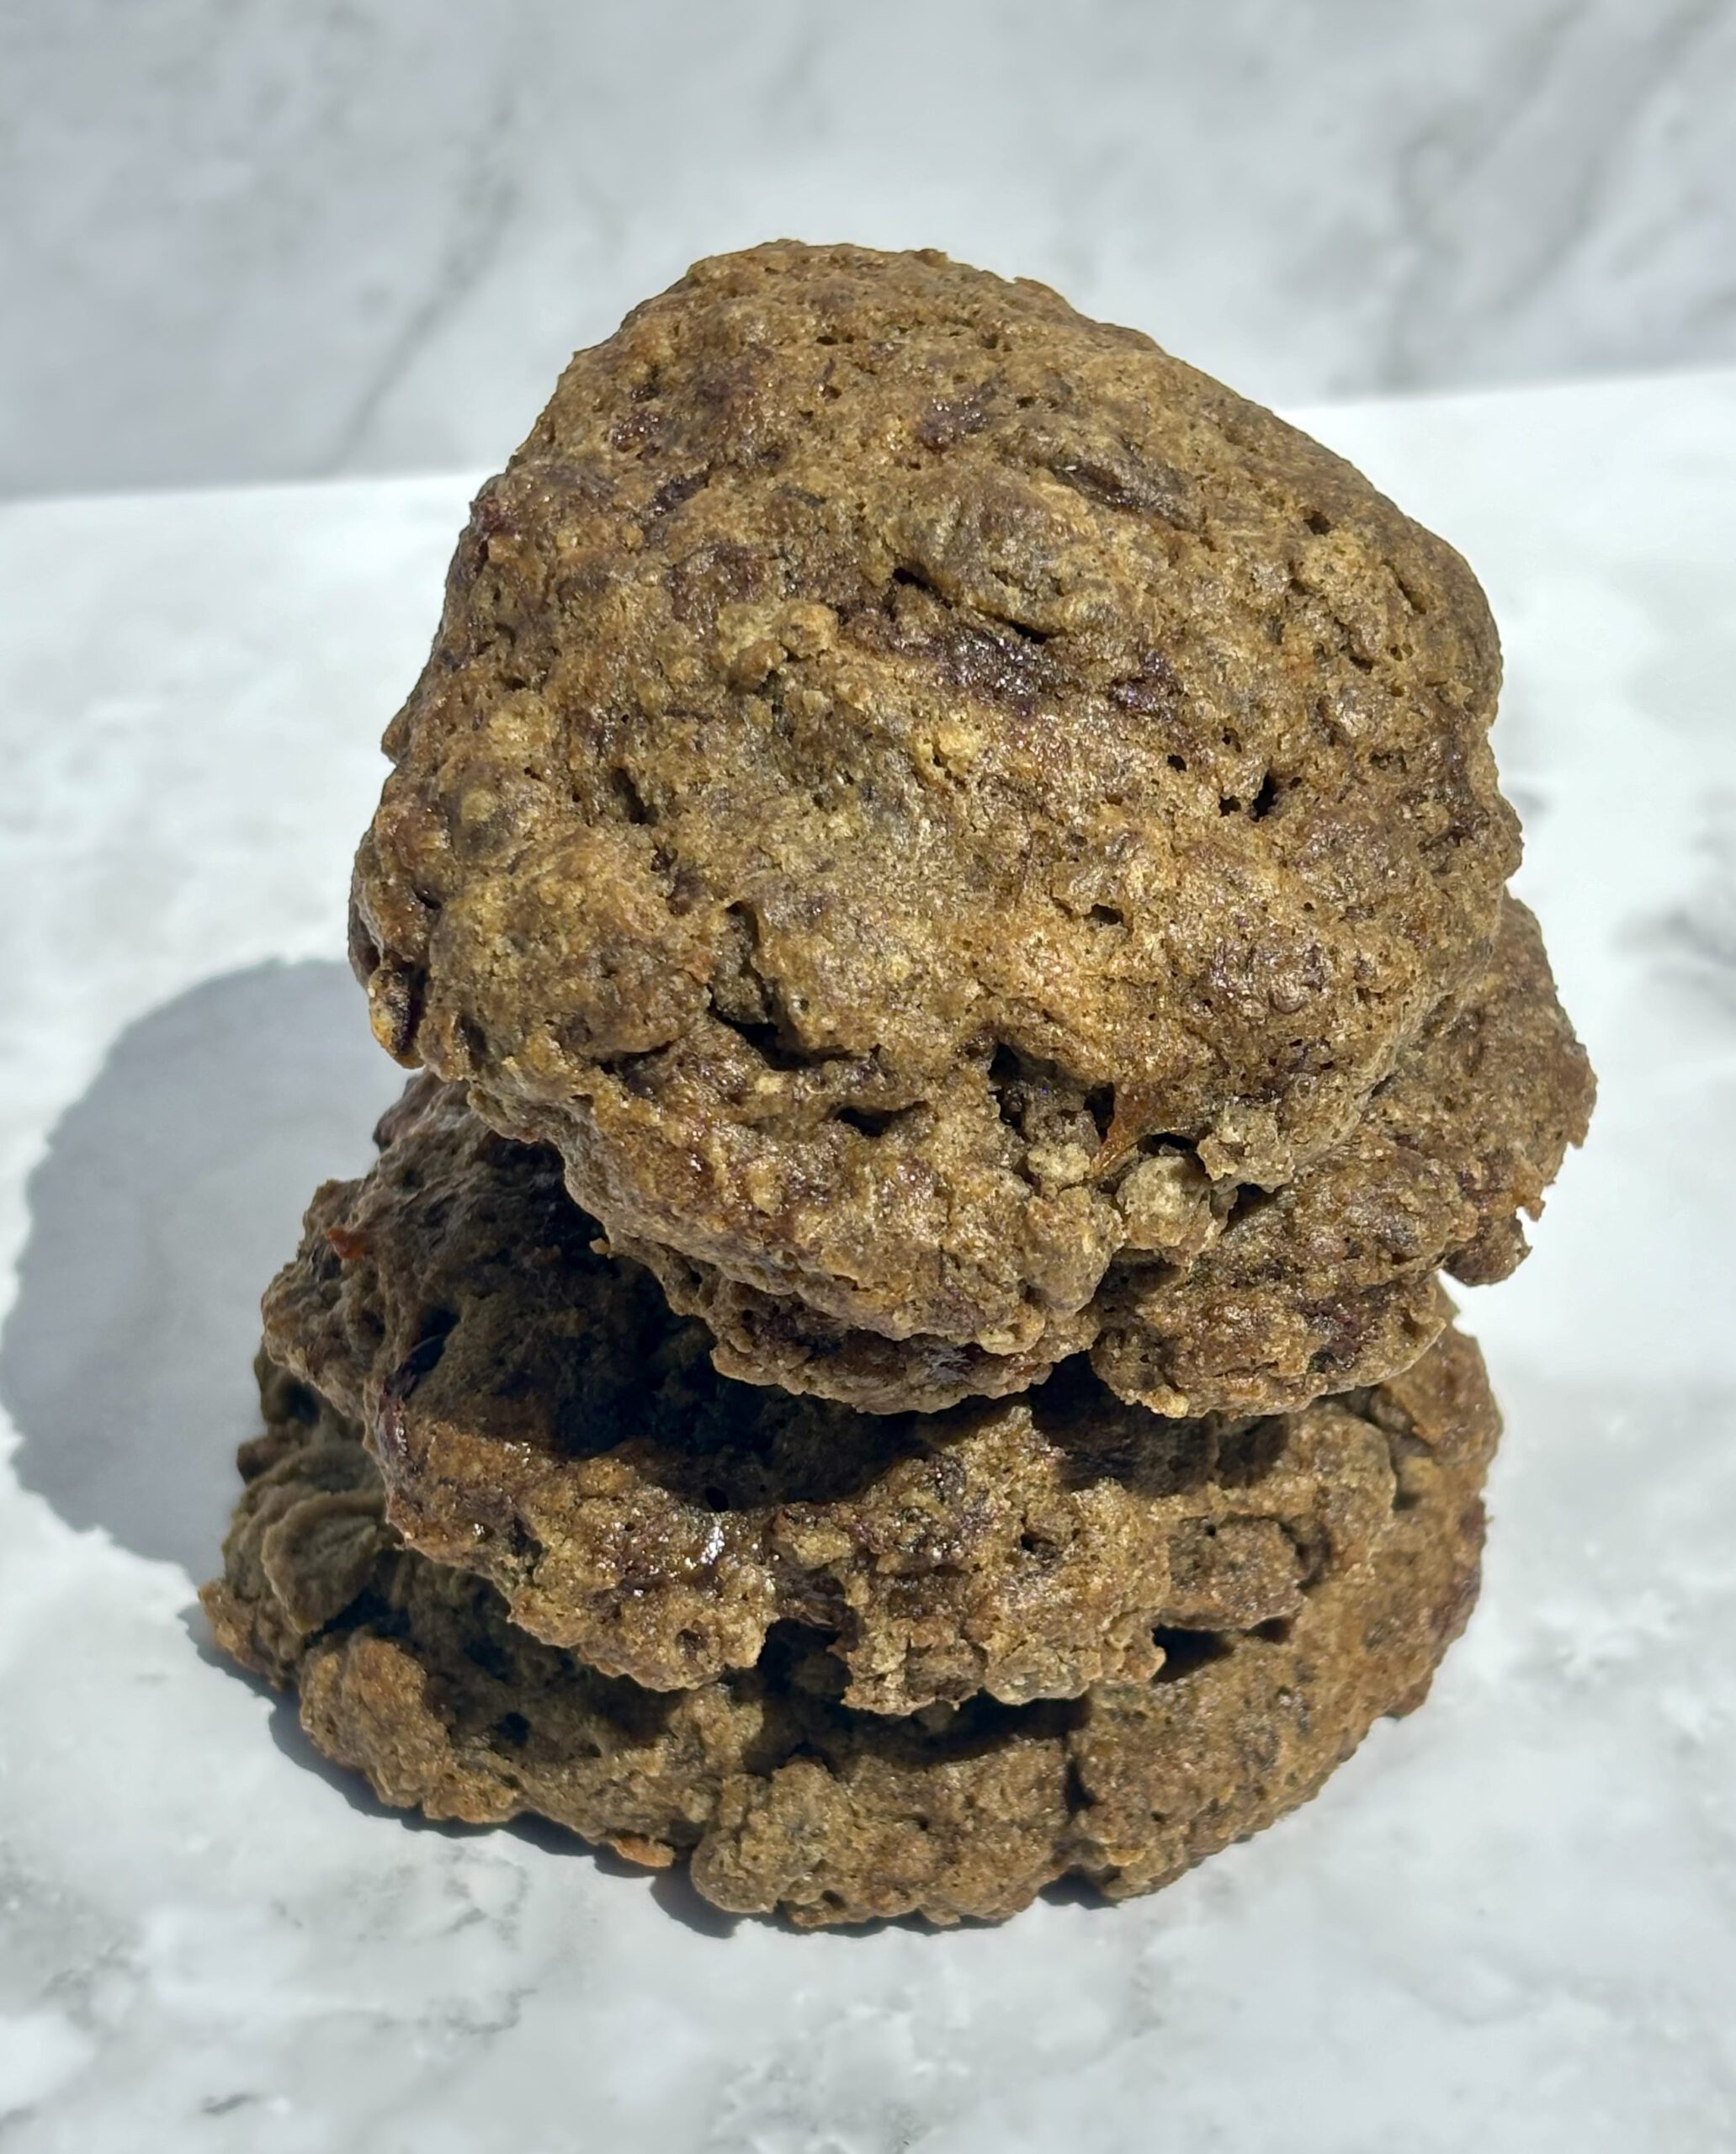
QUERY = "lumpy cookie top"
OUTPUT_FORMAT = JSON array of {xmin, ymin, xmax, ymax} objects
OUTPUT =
[{"xmin": 352, "ymin": 241, "xmax": 1519, "ymax": 1354}]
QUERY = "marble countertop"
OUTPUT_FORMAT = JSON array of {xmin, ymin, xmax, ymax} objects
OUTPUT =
[
  {"xmin": 3, "ymin": 369, "xmax": 1733, "ymax": 2152},
  {"xmin": 11, "ymin": 2, "xmax": 1736, "ymax": 496}
]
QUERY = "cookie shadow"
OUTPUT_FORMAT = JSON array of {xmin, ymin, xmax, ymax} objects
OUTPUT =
[
  {"xmin": 3, "ymin": 962, "xmax": 1108, "ymax": 1946},
  {"xmin": 181, "ymin": 1594, "xmax": 749, "ymax": 1941},
  {"xmin": 0, "ymin": 960, "xmax": 404, "ymax": 1578}
]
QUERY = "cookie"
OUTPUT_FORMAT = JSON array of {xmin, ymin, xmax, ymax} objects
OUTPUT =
[
  {"xmin": 617, "ymin": 895, "xmax": 1591, "ymax": 1414},
  {"xmin": 350, "ymin": 240, "xmax": 1520, "ymax": 1374},
  {"xmin": 202, "ymin": 1324, "xmax": 1495, "ymax": 1927}
]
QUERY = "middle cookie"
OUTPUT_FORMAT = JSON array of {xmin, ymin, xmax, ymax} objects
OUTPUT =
[{"xmin": 267, "ymin": 1078, "xmax": 1407, "ymax": 1715}]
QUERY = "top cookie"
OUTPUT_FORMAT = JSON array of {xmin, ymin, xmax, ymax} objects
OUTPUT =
[{"xmin": 352, "ymin": 241, "xmax": 1519, "ymax": 1358}]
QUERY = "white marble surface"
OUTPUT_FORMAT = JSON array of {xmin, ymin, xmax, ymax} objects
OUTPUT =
[
  {"xmin": 7, "ymin": 0, "xmax": 1736, "ymax": 496},
  {"xmin": 3, "ymin": 369, "xmax": 1736, "ymax": 2150}
]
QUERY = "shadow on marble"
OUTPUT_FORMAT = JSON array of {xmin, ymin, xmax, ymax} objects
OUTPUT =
[
  {"xmin": 0, "ymin": 959, "xmax": 402, "ymax": 1577},
  {"xmin": 4, "ymin": 958, "xmax": 1103, "ymax": 1943},
  {"xmin": 178, "ymin": 1594, "xmax": 753, "ymax": 1940},
  {"xmin": 182, "ymin": 1595, "xmax": 768, "ymax": 1942}
]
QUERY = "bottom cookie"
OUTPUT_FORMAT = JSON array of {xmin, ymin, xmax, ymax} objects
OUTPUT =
[{"xmin": 202, "ymin": 1327, "xmax": 1496, "ymax": 1928}]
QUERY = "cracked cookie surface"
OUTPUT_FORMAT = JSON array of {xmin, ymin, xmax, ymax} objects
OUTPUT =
[
  {"xmin": 203, "ymin": 1326, "xmax": 1495, "ymax": 1927},
  {"xmin": 351, "ymin": 240, "xmax": 1521, "ymax": 1367},
  {"xmin": 618, "ymin": 894, "xmax": 1591, "ymax": 1414}
]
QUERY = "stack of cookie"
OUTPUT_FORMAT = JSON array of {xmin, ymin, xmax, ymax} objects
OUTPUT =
[{"xmin": 204, "ymin": 246, "xmax": 1592, "ymax": 1926}]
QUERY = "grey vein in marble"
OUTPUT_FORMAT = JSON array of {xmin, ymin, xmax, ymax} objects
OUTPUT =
[{"xmin": 4, "ymin": 0, "xmax": 1735, "ymax": 495}]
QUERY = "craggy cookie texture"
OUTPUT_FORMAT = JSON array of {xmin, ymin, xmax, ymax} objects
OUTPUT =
[
  {"xmin": 203, "ymin": 1327, "xmax": 1495, "ymax": 1928},
  {"xmin": 265, "ymin": 1077, "xmax": 1421, "ymax": 1709},
  {"xmin": 352, "ymin": 240, "xmax": 1521, "ymax": 1370},
  {"xmin": 619, "ymin": 895, "xmax": 1591, "ymax": 1414}
]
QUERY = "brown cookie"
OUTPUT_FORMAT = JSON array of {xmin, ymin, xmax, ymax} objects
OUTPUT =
[
  {"xmin": 203, "ymin": 1325, "xmax": 1495, "ymax": 1928},
  {"xmin": 351, "ymin": 240, "xmax": 1521, "ymax": 1372}
]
